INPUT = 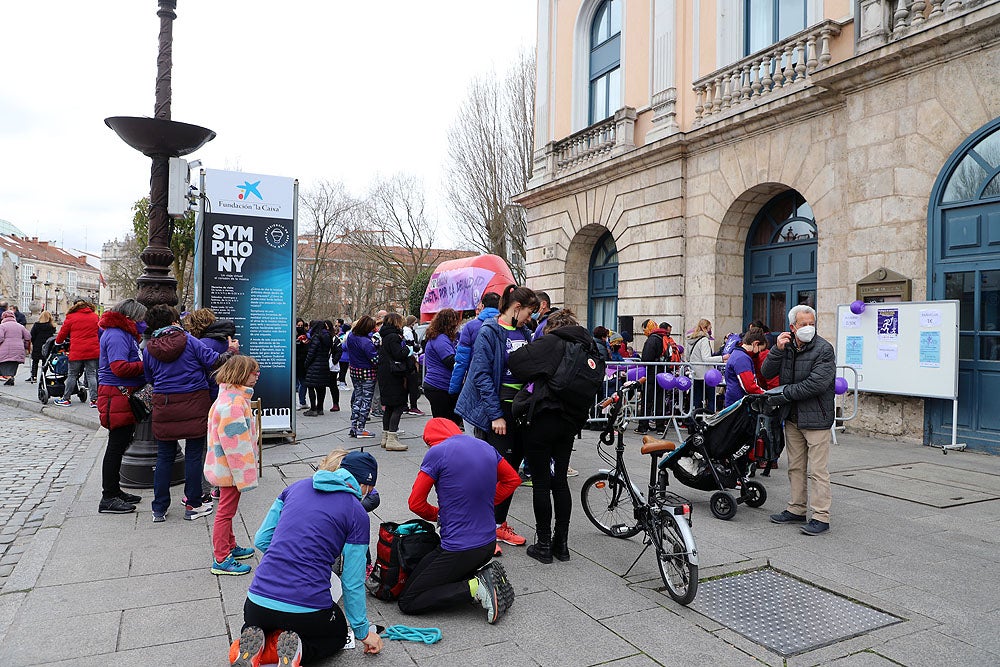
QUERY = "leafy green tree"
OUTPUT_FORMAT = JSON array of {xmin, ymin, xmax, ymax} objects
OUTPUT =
[
  {"xmin": 131, "ymin": 197, "xmax": 196, "ymax": 307},
  {"xmin": 408, "ymin": 267, "xmax": 434, "ymax": 317}
]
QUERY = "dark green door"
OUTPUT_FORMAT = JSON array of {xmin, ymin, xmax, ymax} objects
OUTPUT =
[
  {"xmin": 589, "ymin": 232, "xmax": 618, "ymax": 329},
  {"xmin": 744, "ymin": 190, "xmax": 817, "ymax": 332}
]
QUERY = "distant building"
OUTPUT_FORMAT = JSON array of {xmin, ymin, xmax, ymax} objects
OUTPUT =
[
  {"xmin": 100, "ymin": 238, "xmax": 134, "ymax": 310},
  {"xmin": 0, "ymin": 234, "xmax": 101, "ymax": 320}
]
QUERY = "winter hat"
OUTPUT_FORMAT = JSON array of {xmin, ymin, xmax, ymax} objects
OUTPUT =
[
  {"xmin": 423, "ymin": 418, "xmax": 462, "ymax": 446},
  {"xmin": 1, "ymin": 310, "xmax": 13, "ymax": 321},
  {"xmin": 340, "ymin": 451, "xmax": 378, "ymax": 486}
]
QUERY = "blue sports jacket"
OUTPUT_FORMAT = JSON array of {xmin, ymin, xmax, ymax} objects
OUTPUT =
[{"xmin": 447, "ymin": 307, "xmax": 499, "ymax": 395}]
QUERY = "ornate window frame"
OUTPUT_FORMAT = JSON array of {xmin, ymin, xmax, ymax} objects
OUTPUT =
[{"xmin": 573, "ymin": 0, "xmax": 626, "ymax": 133}]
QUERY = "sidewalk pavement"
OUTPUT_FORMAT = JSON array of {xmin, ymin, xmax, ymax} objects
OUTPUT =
[{"xmin": 0, "ymin": 375, "xmax": 998, "ymax": 666}]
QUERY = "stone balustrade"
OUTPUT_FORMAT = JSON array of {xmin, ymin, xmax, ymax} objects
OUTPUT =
[
  {"xmin": 856, "ymin": 0, "xmax": 990, "ymax": 50},
  {"xmin": 548, "ymin": 107, "xmax": 637, "ymax": 177},
  {"xmin": 692, "ymin": 20, "xmax": 843, "ymax": 127}
]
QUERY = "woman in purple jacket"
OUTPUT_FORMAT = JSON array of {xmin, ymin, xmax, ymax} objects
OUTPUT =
[
  {"xmin": 421, "ymin": 308, "xmax": 462, "ymax": 426},
  {"xmin": 143, "ymin": 305, "xmax": 238, "ymax": 523},
  {"xmin": 344, "ymin": 316, "xmax": 378, "ymax": 439}
]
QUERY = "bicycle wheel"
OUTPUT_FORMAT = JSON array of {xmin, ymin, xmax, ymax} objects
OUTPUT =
[
  {"xmin": 581, "ymin": 473, "xmax": 641, "ymax": 538},
  {"xmin": 655, "ymin": 512, "xmax": 698, "ymax": 605}
]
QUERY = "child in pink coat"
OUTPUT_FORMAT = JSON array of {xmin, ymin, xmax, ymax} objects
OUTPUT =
[{"xmin": 205, "ymin": 356, "xmax": 260, "ymax": 575}]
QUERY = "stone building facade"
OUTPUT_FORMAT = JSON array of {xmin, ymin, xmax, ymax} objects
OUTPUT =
[{"xmin": 519, "ymin": 0, "xmax": 1000, "ymax": 451}]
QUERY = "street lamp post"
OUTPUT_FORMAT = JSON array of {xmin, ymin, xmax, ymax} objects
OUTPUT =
[
  {"xmin": 105, "ymin": 0, "xmax": 214, "ymax": 488},
  {"xmin": 43, "ymin": 281, "xmax": 51, "ymax": 312},
  {"xmin": 54, "ymin": 287, "xmax": 61, "ymax": 320}
]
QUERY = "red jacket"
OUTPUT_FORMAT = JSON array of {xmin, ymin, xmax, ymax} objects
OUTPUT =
[{"xmin": 56, "ymin": 307, "xmax": 100, "ymax": 361}]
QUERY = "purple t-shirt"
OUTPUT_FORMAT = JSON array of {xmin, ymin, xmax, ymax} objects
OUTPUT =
[
  {"xmin": 420, "ymin": 434, "xmax": 502, "ymax": 551},
  {"xmin": 423, "ymin": 334, "xmax": 456, "ymax": 391}
]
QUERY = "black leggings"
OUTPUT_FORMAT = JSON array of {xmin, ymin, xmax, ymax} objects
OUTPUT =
[
  {"xmin": 102, "ymin": 424, "xmax": 136, "ymax": 499},
  {"xmin": 475, "ymin": 402, "xmax": 524, "ymax": 524},
  {"xmin": 308, "ymin": 386, "xmax": 326, "ymax": 411},
  {"xmin": 243, "ymin": 598, "xmax": 347, "ymax": 665},
  {"xmin": 423, "ymin": 384, "xmax": 460, "ymax": 425},
  {"xmin": 406, "ymin": 370, "xmax": 421, "ymax": 409},
  {"xmin": 382, "ymin": 404, "xmax": 405, "ymax": 432},
  {"xmin": 326, "ymin": 381, "xmax": 340, "ymax": 409},
  {"xmin": 523, "ymin": 412, "xmax": 576, "ymax": 536},
  {"xmin": 398, "ymin": 542, "xmax": 495, "ymax": 615},
  {"xmin": 338, "ymin": 362, "xmax": 349, "ymax": 384},
  {"xmin": 30, "ymin": 357, "xmax": 41, "ymax": 380}
]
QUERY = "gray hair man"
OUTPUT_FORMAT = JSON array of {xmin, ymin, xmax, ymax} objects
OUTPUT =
[{"xmin": 761, "ymin": 304, "xmax": 836, "ymax": 535}]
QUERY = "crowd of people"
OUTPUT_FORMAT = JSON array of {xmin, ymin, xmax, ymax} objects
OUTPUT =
[{"xmin": 0, "ymin": 292, "xmax": 838, "ymax": 665}]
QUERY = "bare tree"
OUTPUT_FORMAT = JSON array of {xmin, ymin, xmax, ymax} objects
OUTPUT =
[
  {"xmin": 297, "ymin": 180, "xmax": 359, "ymax": 319},
  {"xmin": 444, "ymin": 48, "xmax": 535, "ymax": 283},
  {"xmin": 347, "ymin": 173, "xmax": 445, "ymax": 314},
  {"xmin": 341, "ymin": 253, "xmax": 390, "ymax": 321}
]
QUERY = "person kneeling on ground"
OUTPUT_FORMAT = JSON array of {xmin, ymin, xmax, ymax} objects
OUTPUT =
[
  {"xmin": 231, "ymin": 451, "xmax": 383, "ymax": 667},
  {"xmin": 401, "ymin": 418, "xmax": 521, "ymax": 624}
]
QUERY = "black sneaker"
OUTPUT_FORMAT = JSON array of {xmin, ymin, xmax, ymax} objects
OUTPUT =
[
  {"xmin": 801, "ymin": 519, "xmax": 830, "ymax": 535},
  {"xmin": 98, "ymin": 497, "xmax": 136, "ymax": 514},
  {"xmin": 118, "ymin": 491, "xmax": 142, "ymax": 504},
  {"xmin": 474, "ymin": 561, "xmax": 515, "ymax": 624},
  {"xmin": 633, "ymin": 427, "xmax": 649, "ymax": 434},
  {"xmin": 770, "ymin": 510, "xmax": 807, "ymax": 524}
]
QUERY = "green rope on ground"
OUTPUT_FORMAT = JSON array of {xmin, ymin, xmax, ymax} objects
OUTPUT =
[{"xmin": 379, "ymin": 625, "xmax": 442, "ymax": 644}]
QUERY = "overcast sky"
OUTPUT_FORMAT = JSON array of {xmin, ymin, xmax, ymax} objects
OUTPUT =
[{"xmin": 0, "ymin": 1, "xmax": 536, "ymax": 259}]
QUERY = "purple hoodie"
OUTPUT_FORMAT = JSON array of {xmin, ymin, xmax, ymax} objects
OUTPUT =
[{"xmin": 142, "ymin": 325, "xmax": 220, "ymax": 393}]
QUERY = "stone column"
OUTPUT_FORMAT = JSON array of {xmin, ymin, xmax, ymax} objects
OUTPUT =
[{"xmin": 646, "ymin": 0, "xmax": 680, "ymax": 143}]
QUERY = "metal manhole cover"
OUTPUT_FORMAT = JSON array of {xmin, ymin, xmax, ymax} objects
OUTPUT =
[
  {"xmin": 831, "ymin": 462, "xmax": 1000, "ymax": 507},
  {"xmin": 692, "ymin": 569, "xmax": 901, "ymax": 656}
]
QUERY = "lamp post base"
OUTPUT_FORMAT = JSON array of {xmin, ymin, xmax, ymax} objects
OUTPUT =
[{"xmin": 119, "ymin": 416, "xmax": 186, "ymax": 489}]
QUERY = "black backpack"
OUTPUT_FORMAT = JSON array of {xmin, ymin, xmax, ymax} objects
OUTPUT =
[
  {"xmin": 365, "ymin": 519, "xmax": 440, "ymax": 601},
  {"xmin": 547, "ymin": 338, "xmax": 606, "ymax": 411}
]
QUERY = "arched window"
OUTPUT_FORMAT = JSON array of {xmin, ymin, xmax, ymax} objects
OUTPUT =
[
  {"xmin": 589, "ymin": 232, "xmax": 618, "ymax": 329},
  {"xmin": 744, "ymin": 190, "xmax": 817, "ymax": 333},
  {"xmin": 940, "ymin": 126, "xmax": 1000, "ymax": 203},
  {"xmin": 589, "ymin": 0, "xmax": 621, "ymax": 124},
  {"xmin": 745, "ymin": 0, "xmax": 807, "ymax": 55}
]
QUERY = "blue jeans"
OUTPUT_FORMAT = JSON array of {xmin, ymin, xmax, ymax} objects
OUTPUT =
[
  {"xmin": 152, "ymin": 436, "xmax": 207, "ymax": 515},
  {"xmin": 349, "ymin": 377, "xmax": 376, "ymax": 434},
  {"xmin": 296, "ymin": 379, "xmax": 307, "ymax": 407}
]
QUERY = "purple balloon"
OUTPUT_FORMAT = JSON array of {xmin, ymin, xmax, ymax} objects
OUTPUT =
[
  {"xmin": 626, "ymin": 366, "xmax": 646, "ymax": 381},
  {"xmin": 675, "ymin": 376, "xmax": 692, "ymax": 392},
  {"xmin": 704, "ymin": 368, "xmax": 723, "ymax": 387},
  {"xmin": 850, "ymin": 300, "xmax": 866, "ymax": 315},
  {"xmin": 417, "ymin": 353, "xmax": 425, "ymax": 365},
  {"xmin": 835, "ymin": 377, "xmax": 849, "ymax": 395},
  {"xmin": 656, "ymin": 373, "xmax": 677, "ymax": 391}
]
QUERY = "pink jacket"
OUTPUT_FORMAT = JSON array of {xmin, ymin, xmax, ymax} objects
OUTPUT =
[
  {"xmin": 204, "ymin": 384, "xmax": 259, "ymax": 491},
  {"xmin": 0, "ymin": 312, "xmax": 30, "ymax": 364}
]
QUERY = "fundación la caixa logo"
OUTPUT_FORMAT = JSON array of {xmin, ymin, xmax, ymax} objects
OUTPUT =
[{"xmin": 219, "ymin": 179, "xmax": 282, "ymax": 214}]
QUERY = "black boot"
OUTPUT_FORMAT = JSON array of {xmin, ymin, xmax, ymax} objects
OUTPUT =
[
  {"xmin": 552, "ymin": 528, "xmax": 570, "ymax": 562},
  {"xmin": 526, "ymin": 532, "xmax": 553, "ymax": 564}
]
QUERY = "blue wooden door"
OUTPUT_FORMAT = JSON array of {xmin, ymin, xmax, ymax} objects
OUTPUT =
[
  {"xmin": 744, "ymin": 191, "xmax": 817, "ymax": 333},
  {"xmin": 589, "ymin": 232, "xmax": 618, "ymax": 329}
]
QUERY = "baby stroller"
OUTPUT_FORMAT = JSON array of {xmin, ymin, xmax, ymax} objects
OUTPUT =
[
  {"xmin": 653, "ymin": 390, "xmax": 781, "ymax": 520},
  {"xmin": 37, "ymin": 337, "xmax": 88, "ymax": 405}
]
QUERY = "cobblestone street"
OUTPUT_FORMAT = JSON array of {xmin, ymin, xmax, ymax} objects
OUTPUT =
[{"xmin": 0, "ymin": 407, "xmax": 91, "ymax": 588}]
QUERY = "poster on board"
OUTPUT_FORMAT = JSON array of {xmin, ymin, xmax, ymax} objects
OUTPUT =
[{"xmin": 197, "ymin": 169, "xmax": 296, "ymax": 432}]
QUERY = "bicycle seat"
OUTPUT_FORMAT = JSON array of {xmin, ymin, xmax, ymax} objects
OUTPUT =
[{"xmin": 640, "ymin": 435, "xmax": 676, "ymax": 455}]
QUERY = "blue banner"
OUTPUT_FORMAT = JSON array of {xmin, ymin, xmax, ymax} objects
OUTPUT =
[{"xmin": 198, "ymin": 170, "xmax": 296, "ymax": 432}]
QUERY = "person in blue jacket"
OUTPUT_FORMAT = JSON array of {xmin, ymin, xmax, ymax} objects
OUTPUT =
[
  {"xmin": 231, "ymin": 451, "xmax": 383, "ymax": 666},
  {"xmin": 447, "ymin": 292, "xmax": 500, "ymax": 396},
  {"xmin": 455, "ymin": 285, "xmax": 539, "ymax": 550}
]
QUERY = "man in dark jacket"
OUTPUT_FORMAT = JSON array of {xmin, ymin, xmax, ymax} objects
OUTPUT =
[
  {"xmin": 635, "ymin": 319, "xmax": 673, "ymax": 434},
  {"xmin": 762, "ymin": 305, "xmax": 836, "ymax": 535},
  {"xmin": 11, "ymin": 306, "xmax": 26, "ymax": 327},
  {"xmin": 531, "ymin": 292, "xmax": 559, "ymax": 341}
]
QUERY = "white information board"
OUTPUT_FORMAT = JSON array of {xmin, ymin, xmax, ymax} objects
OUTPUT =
[{"xmin": 834, "ymin": 300, "xmax": 959, "ymax": 400}]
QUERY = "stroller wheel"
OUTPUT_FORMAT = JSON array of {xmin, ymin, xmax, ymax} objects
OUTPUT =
[
  {"xmin": 38, "ymin": 382, "xmax": 48, "ymax": 404},
  {"xmin": 78, "ymin": 387, "xmax": 88, "ymax": 403},
  {"xmin": 742, "ymin": 481, "xmax": 767, "ymax": 508},
  {"xmin": 710, "ymin": 491, "xmax": 738, "ymax": 520}
]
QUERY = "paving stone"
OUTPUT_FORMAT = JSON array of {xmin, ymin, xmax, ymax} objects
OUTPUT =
[
  {"xmin": 119, "ymin": 598, "xmax": 227, "ymax": 650},
  {"xmin": 0, "ymin": 609, "xmax": 120, "ymax": 664}
]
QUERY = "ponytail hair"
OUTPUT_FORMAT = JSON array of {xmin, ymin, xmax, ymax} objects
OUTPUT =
[{"xmin": 499, "ymin": 284, "xmax": 539, "ymax": 313}]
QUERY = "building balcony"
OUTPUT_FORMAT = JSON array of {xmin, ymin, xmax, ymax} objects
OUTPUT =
[
  {"xmin": 855, "ymin": 0, "xmax": 992, "ymax": 50},
  {"xmin": 529, "ymin": 107, "xmax": 637, "ymax": 186}
]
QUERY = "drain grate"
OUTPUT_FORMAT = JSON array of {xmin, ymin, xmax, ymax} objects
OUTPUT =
[{"xmin": 692, "ymin": 569, "xmax": 901, "ymax": 656}]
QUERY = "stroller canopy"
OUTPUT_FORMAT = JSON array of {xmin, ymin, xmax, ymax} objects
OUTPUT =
[{"xmin": 699, "ymin": 397, "xmax": 756, "ymax": 459}]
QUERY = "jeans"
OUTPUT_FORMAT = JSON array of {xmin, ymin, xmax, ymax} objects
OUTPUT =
[
  {"xmin": 382, "ymin": 404, "xmax": 405, "ymax": 432},
  {"xmin": 398, "ymin": 542, "xmax": 495, "ymax": 615},
  {"xmin": 296, "ymin": 378, "xmax": 307, "ymax": 407},
  {"xmin": 349, "ymin": 375, "xmax": 376, "ymax": 434},
  {"xmin": 212, "ymin": 486, "xmax": 241, "ymax": 561},
  {"xmin": 152, "ymin": 436, "xmax": 206, "ymax": 515},
  {"xmin": 63, "ymin": 358, "xmax": 98, "ymax": 401},
  {"xmin": 243, "ymin": 598, "xmax": 347, "ymax": 665},
  {"xmin": 102, "ymin": 424, "xmax": 136, "ymax": 499},
  {"xmin": 524, "ymin": 412, "xmax": 576, "ymax": 537}
]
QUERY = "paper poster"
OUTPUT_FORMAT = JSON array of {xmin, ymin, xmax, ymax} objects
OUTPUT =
[
  {"xmin": 919, "ymin": 331, "xmax": 941, "ymax": 367},
  {"xmin": 845, "ymin": 336, "xmax": 864, "ymax": 366},
  {"xmin": 877, "ymin": 308, "xmax": 899, "ymax": 340},
  {"xmin": 841, "ymin": 314, "xmax": 861, "ymax": 329},
  {"xmin": 920, "ymin": 309, "xmax": 941, "ymax": 327},
  {"xmin": 877, "ymin": 343, "xmax": 898, "ymax": 361}
]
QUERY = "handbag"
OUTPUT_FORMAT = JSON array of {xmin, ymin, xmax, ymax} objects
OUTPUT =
[
  {"xmin": 119, "ymin": 383, "xmax": 153, "ymax": 422},
  {"xmin": 388, "ymin": 359, "xmax": 408, "ymax": 375}
]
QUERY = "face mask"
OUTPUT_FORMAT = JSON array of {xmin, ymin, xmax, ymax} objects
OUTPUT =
[
  {"xmin": 530, "ymin": 312, "xmax": 540, "ymax": 321},
  {"xmin": 795, "ymin": 325, "xmax": 816, "ymax": 343}
]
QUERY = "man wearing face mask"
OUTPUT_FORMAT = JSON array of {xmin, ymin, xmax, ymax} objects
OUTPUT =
[
  {"xmin": 531, "ymin": 292, "xmax": 559, "ymax": 341},
  {"xmin": 762, "ymin": 305, "xmax": 836, "ymax": 535}
]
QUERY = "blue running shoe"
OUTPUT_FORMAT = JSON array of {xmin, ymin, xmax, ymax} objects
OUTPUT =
[
  {"xmin": 231, "ymin": 545, "xmax": 255, "ymax": 560},
  {"xmin": 211, "ymin": 555, "xmax": 251, "ymax": 576}
]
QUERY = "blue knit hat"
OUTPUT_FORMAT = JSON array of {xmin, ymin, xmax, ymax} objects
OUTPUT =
[{"xmin": 340, "ymin": 451, "xmax": 378, "ymax": 486}]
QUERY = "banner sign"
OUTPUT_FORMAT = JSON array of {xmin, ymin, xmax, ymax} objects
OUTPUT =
[
  {"xmin": 421, "ymin": 266, "xmax": 496, "ymax": 313},
  {"xmin": 198, "ymin": 169, "xmax": 296, "ymax": 432}
]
